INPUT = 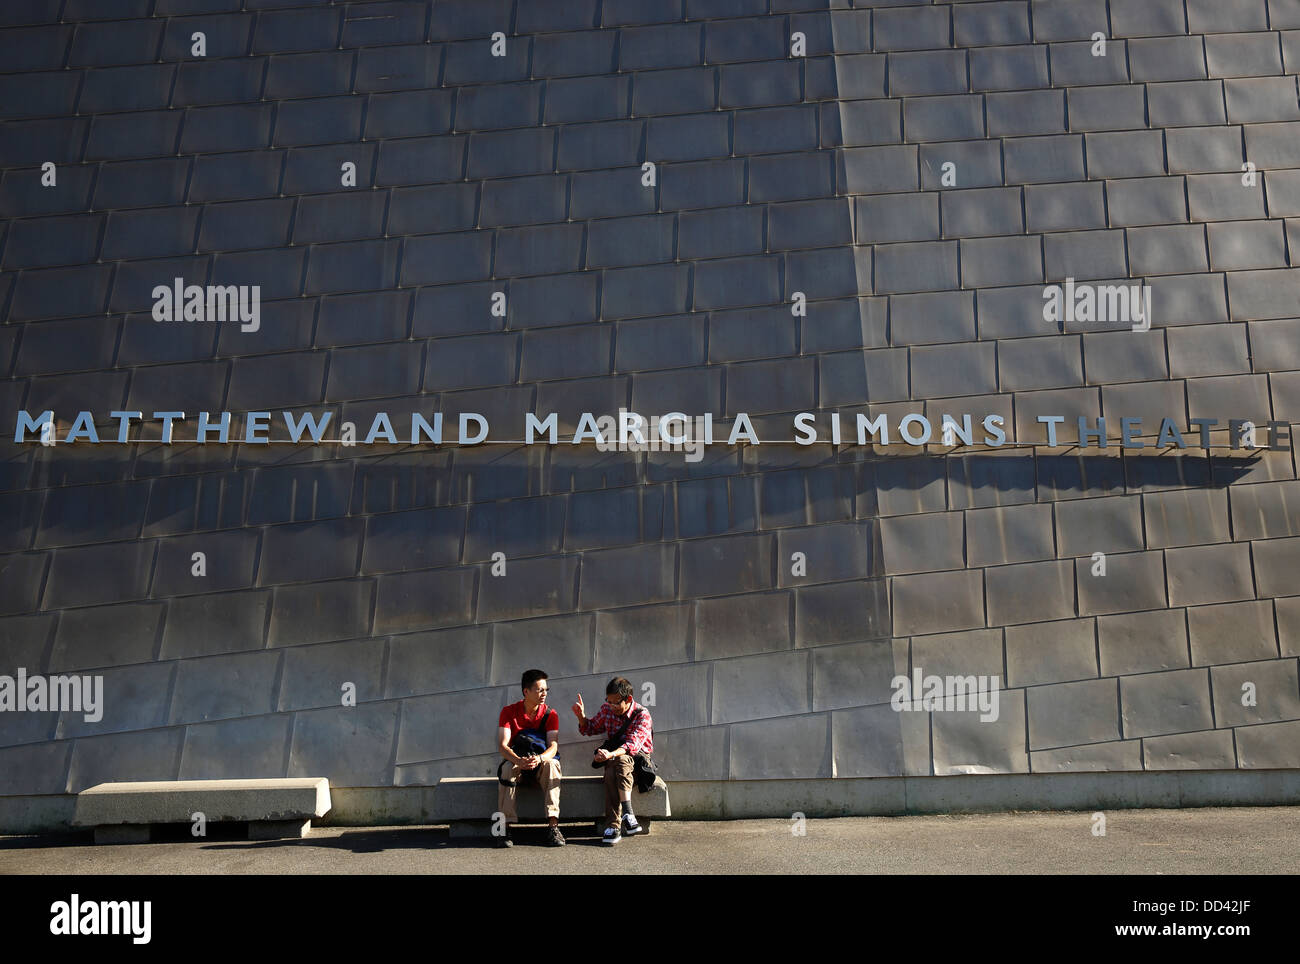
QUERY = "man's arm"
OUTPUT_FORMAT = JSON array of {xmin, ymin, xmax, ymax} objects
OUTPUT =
[
  {"xmin": 535, "ymin": 711, "xmax": 559, "ymax": 762},
  {"xmin": 498, "ymin": 726, "xmax": 517, "ymax": 761},
  {"xmin": 576, "ymin": 703, "xmax": 608, "ymax": 737},
  {"xmin": 620, "ymin": 709, "xmax": 653, "ymax": 757},
  {"xmin": 499, "ymin": 725, "xmax": 536, "ymax": 767},
  {"xmin": 538, "ymin": 728, "xmax": 559, "ymax": 762}
]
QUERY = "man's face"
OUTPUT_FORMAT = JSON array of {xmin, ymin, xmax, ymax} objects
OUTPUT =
[
  {"xmin": 605, "ymin": 692, "xmax": 630, "ymax": 714},
  {"xmin": 527, "ymin": 679, "xmax": 548, "ymax": 703}
]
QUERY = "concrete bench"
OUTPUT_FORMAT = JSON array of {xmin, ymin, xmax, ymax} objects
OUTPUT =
[
  {"xmin": 72, "ymin": 778, "xmax": 332, "ymax": 844},
  {"xmin": 438, "ymin": 774, "xmax": 670, "ymax": 838}
]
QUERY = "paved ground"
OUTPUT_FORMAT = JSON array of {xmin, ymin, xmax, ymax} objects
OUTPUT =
[{"xmin": 2, "ymin": 806, "xmax": 1297, "ymax": 874}]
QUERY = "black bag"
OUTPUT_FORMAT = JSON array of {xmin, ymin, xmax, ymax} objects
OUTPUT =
[
  {"xmin": 497, "ymin": 705, "xmax": 556, "ymax": 787},
  {"xmin": 631, "ymin": 751, "xmax": 660, "ymax": 793},
  {"xmin": 591, "ymin": 707, "xmax": 660, "ymax": 793}
]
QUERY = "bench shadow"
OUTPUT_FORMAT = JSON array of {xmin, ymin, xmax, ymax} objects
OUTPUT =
[
  {"xmin": 0, "ymin": 831, "xmax": 91, "ymax": 850},
  {"xmin": 1, "ymin": 819, "xmax": 638, "ymax": 851},
  {"xmin": 196, "ymin": 822, "xmax": 610, "ymax": 853}
]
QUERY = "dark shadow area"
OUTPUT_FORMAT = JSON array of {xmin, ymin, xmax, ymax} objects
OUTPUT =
[
  {"xmin": 0, "ymin": 830, "xmax": 90, "ymax": 849},
  {"xmin": 197, "ymin": 822, "xmax": 607, "ymax": 852}
]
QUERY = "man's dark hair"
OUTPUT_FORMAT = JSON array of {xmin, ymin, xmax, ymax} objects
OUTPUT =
[
  {"xmin": 605, "ymin": 677, "xmax": 634, "ymax": 701},
  {"xmin": 521, "ymin": 669, "xmax": 548, "ymax": 693}
]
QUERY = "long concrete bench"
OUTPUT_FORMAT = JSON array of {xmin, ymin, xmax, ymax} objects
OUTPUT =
[
  {"xmin": 438, "ymin": 774, "xmax": 670, "ymax": 838},
  {"xmin": 72, "ymin": 778, "xmax": 332, "ymax": 844}
]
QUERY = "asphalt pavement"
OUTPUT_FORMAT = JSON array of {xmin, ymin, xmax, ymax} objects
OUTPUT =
[{"xmin": 2, "ymin": 806, "xmax": 1297, "ymax": 874}]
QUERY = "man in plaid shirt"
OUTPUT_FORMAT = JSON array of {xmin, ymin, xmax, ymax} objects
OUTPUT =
[{"xmin": 572, "ymin": 676, "xmax": 653, "ymax": 845}]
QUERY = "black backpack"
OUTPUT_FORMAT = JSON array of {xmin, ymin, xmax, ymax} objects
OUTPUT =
[{"xmin": 497, "ymin": 705, "xmax": 556, "ymax": 786}]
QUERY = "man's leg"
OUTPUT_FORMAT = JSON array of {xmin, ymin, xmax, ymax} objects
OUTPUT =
[
  {"xmin": 614, "ymin": 757, "xmax": 634, "ymax": 819},
  {"xmin": 538, "ymin": 759, "xmax": 561, "ymax": 824},
  {"xmin": 497, "ymin": 764, "xmax": 521, "ymax": 827},
  {"xmin": 604, "ymin": 757, "xmax": 634, "ymax": 828},
  {"xmin": 602, "ymin": 759, "xmax": 621, "ymax": 829},
  {"xmin": 538, "ymin": 759, "xmax": 565, "ymax": 845}
]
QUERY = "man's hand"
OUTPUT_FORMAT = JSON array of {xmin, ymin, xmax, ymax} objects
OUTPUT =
[
  {"xmin": 571, "ymin": 695, "xmax": 585, "ymax": 720},
  {"xmin": 519, "ymin": 754, "xmax": 539, "ymax": 770},
  {"xmin": 593, "ymin": 748, "xmax": 610, "ymax": 764}
]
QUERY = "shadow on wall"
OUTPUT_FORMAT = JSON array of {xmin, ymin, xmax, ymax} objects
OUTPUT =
[{"xmin": 871, "ymin": 452, "xmax": 1261, "ymax": 511}]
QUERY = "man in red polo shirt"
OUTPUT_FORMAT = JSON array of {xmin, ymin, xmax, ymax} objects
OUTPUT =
[{"xmin": 496, "ymin": 668, "xmax": 564, "ymax": 847}]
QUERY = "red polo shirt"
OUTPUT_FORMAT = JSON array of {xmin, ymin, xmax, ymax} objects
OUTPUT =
[{"xmin": 498, "ymin": 700, "xmax": 558, "ymax": 737}]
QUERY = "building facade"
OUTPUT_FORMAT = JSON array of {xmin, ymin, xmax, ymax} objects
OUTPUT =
[{"xmin": 1, "ymin": 0, "xmax": 1299, "ymax": 806}]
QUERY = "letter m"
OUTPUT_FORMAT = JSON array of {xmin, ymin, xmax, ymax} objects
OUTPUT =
[
  {"xmin": 947, "ymin": 675, "xmax": 977, "ymax": 711},
  {"xmin": 49, "ymin": 675, "xmax": 81, "ymax": 710},
  {"xmin": 206, "ymin": 285, "xmax": 239, "ymax": 322},
  {"xmin": 101, "ymin": 901, "xmax": 129, "ymax": 934},
  {"xmin": 1098, "ymin": 285, "xmax": 1127, "ymax": 321},
  {"xmin": 855, "ymin": 413, "xmax": 889, "ymax": 445},
  {"xmin": 526, "ymin": 412, "xmax": 557, "ymax": 444},
  {"xmin": 14, "ymin": 410, "xmax": 53, "ymax": 442}
]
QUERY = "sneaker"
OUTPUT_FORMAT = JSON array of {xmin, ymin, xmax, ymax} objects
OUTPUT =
[
  {"xmin": 496, "ymin": 828, "xmax": 514, "ymax": 848},
  {"xmin": 601, "ymin": 825, "xmax": 622, "ymax": 846},
  {"xmin": 546, "ymin": 825, "xmax": 566, "ymax": 847},
  {"xmin": 621, "ymin": 812, "xmax": 642, "ymax": 836}
]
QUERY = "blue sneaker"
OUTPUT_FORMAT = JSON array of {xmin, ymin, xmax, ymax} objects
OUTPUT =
[{"xmin": 602, "ymin": 825, "xmax": 622, "ymax": 845}]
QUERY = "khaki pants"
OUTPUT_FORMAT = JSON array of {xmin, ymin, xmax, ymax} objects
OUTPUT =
[
  {"xmin": 603, "ymin": 756, "xmax": 635, "ymax": 828},
  {"xmin": 497, "ymin": 758, "xmax": 561, "ymax": 822}
]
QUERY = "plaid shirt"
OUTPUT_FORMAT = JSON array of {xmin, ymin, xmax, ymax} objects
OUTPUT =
[{"xmin": 578, "ymin": 699, "xmax": 654, "ymax": 756}]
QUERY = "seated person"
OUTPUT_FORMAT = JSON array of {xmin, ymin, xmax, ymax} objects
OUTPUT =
[
  {"xmin": 572, "ymin": 676, "xmax": 653, "ymax": 845},
  {"xmin": 497, "ymin": 668, "xmax": 564, "ymax": 847}
]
